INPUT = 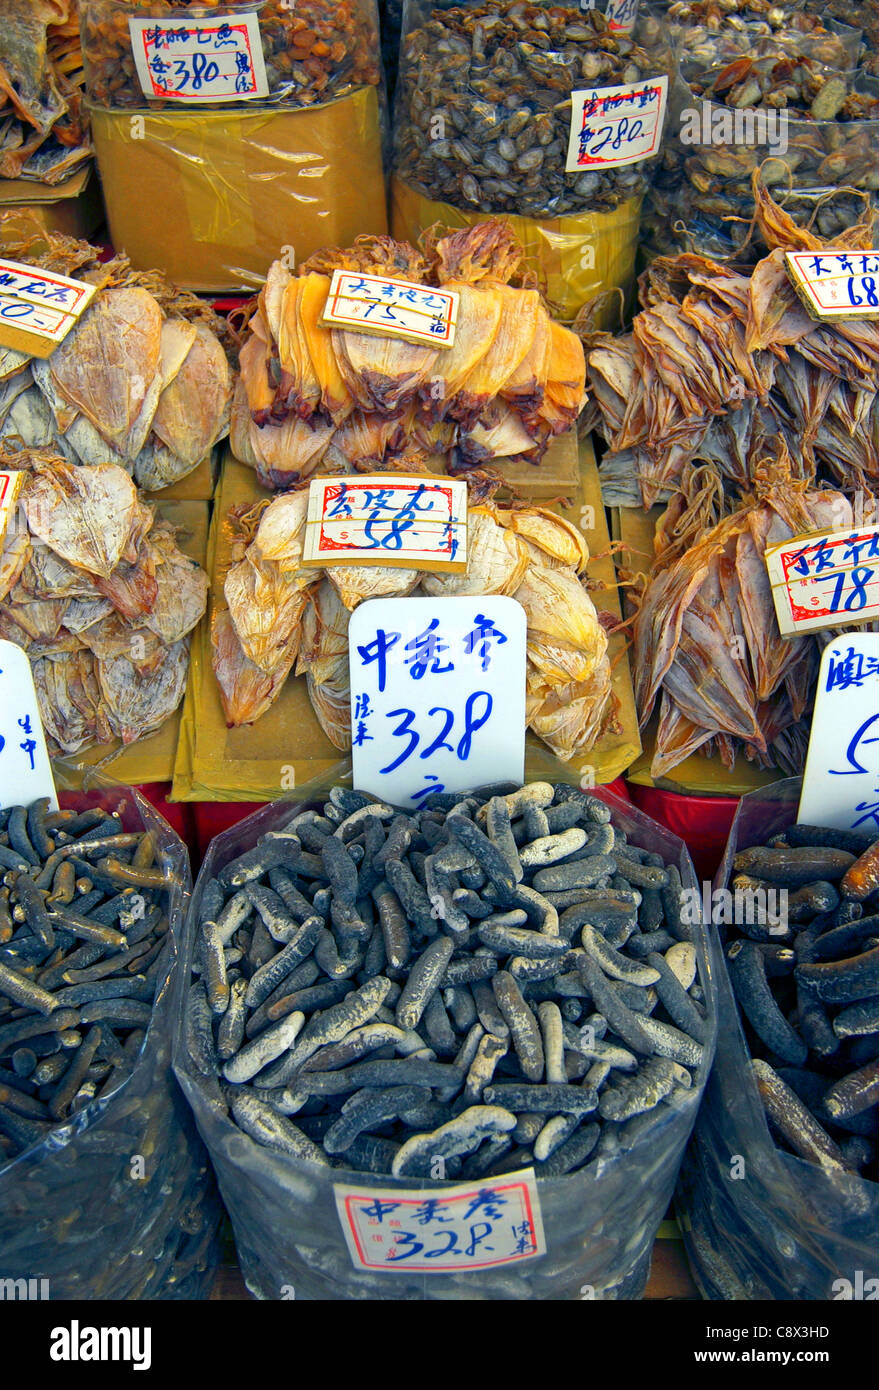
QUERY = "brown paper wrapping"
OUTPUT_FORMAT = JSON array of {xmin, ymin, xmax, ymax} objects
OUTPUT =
[
  {"xmin": 612, "ymin": 499, "xmax": 784, "ymax": 797},
  {"xmin": 89, "ymin": 88, "xmax": 388, "ymax": 293},
  {"xmin": 390, "ymin": 175, "xmax": 642, "ymax": 328},
  {"xmin": 172, "ymin": 436, "xmax": 641, "ymax": 801},
  {"xmin": 0, "ymin": 167, "xmax": 104, "ymax": 244},
  {"xmin": 51, "ymin": 501, "xmax": 209, "ymax": 793}
]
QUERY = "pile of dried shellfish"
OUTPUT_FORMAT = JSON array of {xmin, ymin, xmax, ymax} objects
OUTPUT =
[
  {"xmin": 0, "ymin": 1, "xmax": 91, "ymax": 185},
  {"xmin": 0, "ymin": 225, "xmax": 233, "ymax": 492},
  {"xmin": 0, "ymin": 450, "xmax": 208, "ymax": 757},
  {"xmin": 213, "ymin": 489, "xmax": 616, "ymax": 763},
  {"xmin": 585, "ymin": 180, "xmax": 879, "ymax": 510},
  {"xmin": 81, "ymin": 0, "xmax": 382, "ymax": 111},
  {"xmin": 646, "ymin": 0, "xmax": 879, "ymax": 255},
  {"xmin": 393, "ymin": 2, "xmax": 671, "ymax": 218},
  {"xmin": 234, "ymin": 222, "xmax": 586, "ymax": 487}
]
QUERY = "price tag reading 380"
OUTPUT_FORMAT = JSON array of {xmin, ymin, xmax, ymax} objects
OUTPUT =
[
  {"xmin": 765, "ymin": 526, "xmax": 879, "ymax": 637},
  {"xmin": 128, "ymin": 13, "xmax": 269, "ymax": 102},
  {"xmin": 348, "ymin": 595, "xmax": 526, "ymax": 810},
  {"xmin": 565, "ymin": 75, "xmax": 667, "ymax": 172}
]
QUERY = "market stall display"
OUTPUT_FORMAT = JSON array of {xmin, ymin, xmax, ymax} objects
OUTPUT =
[
  {"xmin": 678, "ymin": 780, "xmax": 879, "ymax": 1299},
  {"xmin": 0, "ymin": 787, "xmax": 222, "ymax": 1298},
  {"xmin": 233, "ymin": 222, "xmax": 586, "ymax": 486},
  {"xmin": 0, "ymin": 1, "xmax": 91, "ymax": 186},
  {"xmin": 175, "ymin": 771, "xmax": 717, "ymax": 1299},
  {"xmin": 0, "ymin": 448, "xmax": 209, "ymax": 761},
  {"xmin": 0, "ymin": 223, "xmax": 232, "ymax": 490}
]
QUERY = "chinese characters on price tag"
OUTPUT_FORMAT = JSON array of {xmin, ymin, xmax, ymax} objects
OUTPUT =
[
  {"xmin": 0, "ymin": 641, "xmax": 57, "ymax": 811},
  {"xmin": 348, "ymin": 596, "xmax": 526, "ymax": 810},
  {"xmin": 764, "ymin": 526, "xmax": 879, "ymax": 637},
  {"xmin": 303, "ymin": 475, "xmax": 467, "ymax": 571},
  {"xmin": 320, "ymin": 271, "xmax": 459, "ymax": 348},
  {"xmin": 335, "ymin": 1171, "xmax": 546, "ymax": 1273},
  {"xmin": 566, "ymin": 75, "xmax": 667, "ymax": 172},
  {"xmin": 0, "ymin": 260, "xmax": 96, "ymax": 358},
  {"xmin": 128, "ymin": 13, "xmax": 269, "ymax": 102},
  {"xmin": 799, "ymin": 634, "xmax": 879, "ymax": 831},
  {"xmin": 785, "ymin": 249, "xmax": 879, "ymax": 322}
]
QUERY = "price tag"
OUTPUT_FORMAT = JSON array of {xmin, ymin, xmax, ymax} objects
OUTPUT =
[
  {"xmin": 799, "ymin": 634, "xmax": 879, "ymax": 831},
  {"xmin": 785, "ymin": 250, "xmax": 879, "ymax": 322},
  {"xmin": 348, "ymin": 595, "xmax": 526, "ymax": 811},
  {"xmin": 764, "ymin": 526, "xmax": 879, "ymax": 637},
  {"xmin": 320, "ymin": 270, "xmax": 459, "ymax": 349},
  {"xmin": 0, "ymin": 470, "xmax": 25, "ymax": 550},
  {"xmin": 0, "ymin": 640, "xmax": 57, "ymax": 812},
  {"xmin": 303, "ymin": 475, "xmax": 467, "ymax": 571},
  {"xmin": 335, "ymin": 1170, "xmax": 546, "ymax": 1273},
  {"xmin": 0, "ymin": 260, "xmax": 96, "ymax": 359},
  {"xmin": 605, "ymin": 0, "xmax": 641, "ymax": 32},
  {"xmin": 128, "ymin": 13, "xmax": 269, "ymax": 103},
  {"xmin": 566, "ymin": 75, "xmax": 667, "ymax": 172}
]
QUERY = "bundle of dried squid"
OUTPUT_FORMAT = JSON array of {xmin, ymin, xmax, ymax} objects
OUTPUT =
[
  {"xmin": 211, "ymin": 489, "xmax": 616, "ymax": 764},
  {"xmin": 0, "ymin": 1, "xmax": 91, "ymax": 186},
  {"xmin": 233, "ymin": 221, "xmax": 586, "ymax": 488},
  {"xmin": 629, "ymin": 449, "xmax": 879, "ymax": 780},
  {"xmin": 0, "ymin": 448, "xmax": 208, "ymax": 756},
  {"xmin": 584, "ymin": 179, "xmax": 879, "ymax": 509},
  {"xmin": 0, "ymin": 222, "xmax": 233, "ymax": 491}
]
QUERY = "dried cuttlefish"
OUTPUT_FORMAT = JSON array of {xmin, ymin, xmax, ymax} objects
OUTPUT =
[
  {"xmin": 234, "ymin": 222, "xmax": 586, "ymax": 488},
  {"xmin": 0, "ymin": 222, "xmax": 233, "ymax": 489},
  {"xmin": 0, "ymin": 0, "xmax": 91, "ymax": 186},
  {"xmin": 212, "ymin": 492, "xmax": 614, "ymax": 764},
  {"xmin": 0, "ymin": 447, "xmax": 208, "ymax": 756},
  {"xmin": 585, "ymin": 179, "xmax": 879, "ymax": 509},
  {"xmin": 629, "ymin": 449, "xmax": 878, "ymax": 779}
]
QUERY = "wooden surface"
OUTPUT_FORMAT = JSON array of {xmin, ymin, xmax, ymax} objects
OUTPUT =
[{"xmin": 209, "ymin": 1239, "xmax": 701, "ymax": 1300}]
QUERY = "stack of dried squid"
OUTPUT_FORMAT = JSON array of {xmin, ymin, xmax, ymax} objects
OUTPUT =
[
  {"xmin": 629, "ymin": 450, "xmax": 879, "ymax": 780},
  {"xmin": 212, "ymin": 489, "xmax": 616, "ymax": 763},
  {"xmin": 585, "ymin": 180, "xmax": 879, "ymax": 510},
  {"xmin": 0, "ymin": 449, "xmax": 208, "ymax": 757},
  {"xmin": 0, "ymin": 223, "xmax": 233, "ymax": 491},
  {"xmin": 233, "ymin": 222, "xmax": 586, "ymax": 488},
  {"xmin": 0, "ymin": 1, "xmax": 90, "ymax": 185}
]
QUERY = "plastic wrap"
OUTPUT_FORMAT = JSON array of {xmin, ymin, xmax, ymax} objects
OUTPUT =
[
  {"xmin": 677, "ymin": 778, "xmax": 879, "ymax": 1301},
  {"xmin": 81, "ymin": 0, "xmax": 383, "ymax": 111},
  {"xmin": 393, "ymin": 1, "xmax": 673, "ymax": 220},
  {"xmin": 89, "ymin": 89, "xmax": 388, "ymax": 292},
  {"xmin": 174, "ymin": 757, "xmax": 719, "ymax": 1301},
  {"xmin": 0, "ymin": 786, "xmax": 222, "ymax": 1299}
]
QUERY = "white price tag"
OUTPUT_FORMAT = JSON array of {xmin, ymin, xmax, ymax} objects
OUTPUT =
[
  {"xmin": 348, "ymin": 595, "xmax": 526, "ymax": 810},
  {"xmin": 799, "ymin": 634, "xmax": 879, "ymax": 831},
  {"xmin": 765, "ymin": 525, "xmax": 879, "ymax": 637},
  {"xmin": 0, "ymin": 260, "xmax": 96, "ymax": 358},
  {"xmin": 303, "ymin": 475, "xmax": 467, "ymax": 571},
  {"xmin": 0, "ymin": 640, "xmax": 57, "ymax": 812},
  {"xmin": 128, "ymin": 13, "xmax": 269, "ymax": 103},
  {"xmin": 335, "ymin": 1169, "xmax": 546, "ymax": 1273},
  {"xmin": 605, "ymin": 0, "xmax": 640, "ymax": 32},
  {"xmin": 321, "ymin": 271, "xmax": 459, "ymax": 349},
  {"xmin": 566, "ymin": 75, "xmax": 667, "ymax": 172},
  {"xmin": 785, "ymin": 249, "xmax": 879, "ymax": 322}
]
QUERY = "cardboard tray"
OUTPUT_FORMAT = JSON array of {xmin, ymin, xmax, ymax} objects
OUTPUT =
[
  {"xmin": 0, "ymin": 166, "xmax": 104, "ymax": 243},
  {"xmin": 611, "ymin": 499, "xmax": 784, "ymax": 798},
  {"xmin": 52, "ymin": 501, "xmax": 209, "ymax": 792},
  {"xmin": 172, "ymin": 439, "xmax": 641, "ymax": 801}
]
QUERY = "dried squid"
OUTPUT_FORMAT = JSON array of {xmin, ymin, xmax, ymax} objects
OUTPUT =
[{"xmin": 0, "ymin": 447, "xmax": 208, "ymax": 758}]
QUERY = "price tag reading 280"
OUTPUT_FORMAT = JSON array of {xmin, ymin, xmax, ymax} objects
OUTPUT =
[
  {"xmin": 348, "ymin": 596, "xmax": 526, "ymax": 810},
  {"xmin": 565, "ymin": 74, "xmax": 667, "ymax": 172}
]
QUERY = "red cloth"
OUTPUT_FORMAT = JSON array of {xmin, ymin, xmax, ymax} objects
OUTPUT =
[{"xmin": 626, "ymin": 783, "xmax": 739, "ymax": 882}]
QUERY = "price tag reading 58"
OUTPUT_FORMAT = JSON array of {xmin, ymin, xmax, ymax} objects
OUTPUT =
[{"xmin": 348, "ymin": 596, "xmax": 526, "ymax": 810}]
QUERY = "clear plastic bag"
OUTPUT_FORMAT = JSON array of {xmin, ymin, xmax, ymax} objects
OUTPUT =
[
  {"xmin": 81, "ymin": 0, "xmax": 384, "ymax": 112},
  {"xmin": 393, "ymin": 1, "xmax": 673, "ymax": 221},
  {"xmin": 0, "ymin": 786, "xmax": 222, "ymax": 1300},
  {"xmin": 174, "ymin": 757, "xmax": 720, "ymax": 1300},
  {"xmin": 676, "ymin": 778, "xmax": 879, "ymax": 1301}
]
